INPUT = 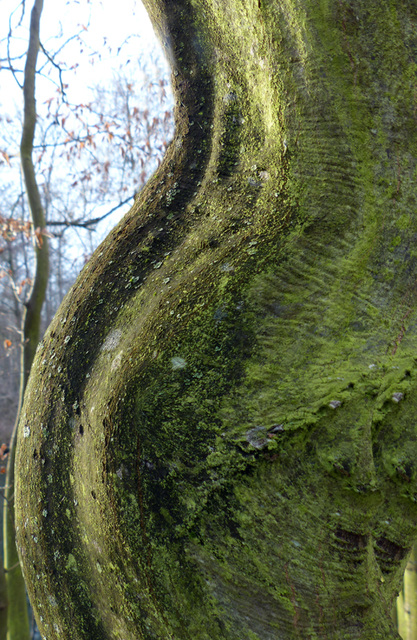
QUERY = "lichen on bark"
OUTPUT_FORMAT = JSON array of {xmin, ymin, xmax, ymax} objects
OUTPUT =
[{"xmin": 14, "ymin": 1, "xmax": 417, "ymax": 638}]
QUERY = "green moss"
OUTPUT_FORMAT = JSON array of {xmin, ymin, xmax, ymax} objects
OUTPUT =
[{"xmin": 14, "ymin": 0, "xmax": 417, "ymax": 638}]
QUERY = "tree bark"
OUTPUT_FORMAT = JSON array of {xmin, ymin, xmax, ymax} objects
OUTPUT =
[
  {"xmin": 0, "ymin": 552, "xmax": 7, "ymax": 640},
  {"xmin": 15, "ymin": 0, "xmax": 417, "ymax": 638},
  {"xmin": 398, "ymin": 545, "xmax": 417, "ymax": 639},
  {"xmin": 5, "ymin": 1, "xmax": 47, "ymax": 639}
]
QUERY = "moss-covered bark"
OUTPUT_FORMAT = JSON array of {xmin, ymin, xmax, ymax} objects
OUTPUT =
[{"xmin": 14, "ymin": 0, "xmax": 417, "ymax": 638}]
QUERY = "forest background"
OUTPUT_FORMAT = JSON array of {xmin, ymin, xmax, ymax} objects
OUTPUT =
[
  {"xmin": 0, "ymin": 0, "xmax": 174, "ymax": 446},
  {"xmin": 1, "ymin": 3, "xmax": 173, "ymax": 634}
]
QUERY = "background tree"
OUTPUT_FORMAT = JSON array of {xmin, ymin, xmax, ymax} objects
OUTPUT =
[
  {"xmin": 4, "ymin": 1, "xmax": 47, "ymax": 637},
  {"xmin": 0, "ymin": 1, "xmax": 173, "ymax": 638},
  {"xmin": 397, "ymin": 550, "xmax": 417, "ymax": 639},
  {"xmin": 14, "ymin": 0, "xmax": 417, "ymax": 638},
  {"xmin": 0, "ymin": 2, "xmax": 173, "ymax": 444}
]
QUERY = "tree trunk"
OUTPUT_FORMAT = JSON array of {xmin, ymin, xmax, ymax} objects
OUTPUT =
[
  {"xmin": 15, "ymin": 1, "xmax": 417, "ymax": 638},
  {"xmin": 5, "ymin": 1, "xmax": 47, "ymax": 639},
  {"xmin": 398, "ymin": 588, "xmax": 407, "ymax": 639},
  {"xmin": 0, "ymin": 552, "xmax": 7, "ymax": 640},
  {"xmin": 398, "ymin": 545, "xmax": 417, "ymax": 639}
]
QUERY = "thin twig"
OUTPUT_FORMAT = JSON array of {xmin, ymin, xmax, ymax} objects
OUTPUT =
[
  {"xmin": 4, "ymin": 562, "xmax": 21, "ymax": 573},
  {"xmin": 39, "ymin": 42, "xmax": 67, "ymax": 99},
  {"xmin": 46, "ymin": 195, "xmax": 134, "ymax": 229}
]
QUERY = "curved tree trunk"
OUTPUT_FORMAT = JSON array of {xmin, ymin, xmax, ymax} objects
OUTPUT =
[{"xmin": 15, "ymin": 1, "xmax": 417, "ymax": 638}]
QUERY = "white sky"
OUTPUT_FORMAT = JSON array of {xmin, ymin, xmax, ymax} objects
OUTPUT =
[
  {"xmin": 1, "ymin": 0, "xmax": 173, "ymax": 245},
  {"xmin": 1, "ymin": 0, "xmax": 168, "ymax": 113}
]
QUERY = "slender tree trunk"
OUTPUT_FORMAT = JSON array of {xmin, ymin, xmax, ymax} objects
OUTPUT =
[
  {"xmin": 4, "ymin": 1, "xmax": 48, "ymax": 639},
  {"xmin": 398, "ymin": 589, "xmax": 407, "ymax": 639},
  {"xmin": 398, "ymin": 546, "xmax": 417, "ymax": 639},
  {"xmin": 0, "ymin": 552, "xmax": 7, "ymax": 640},
  {"xmin": 14, "ymin": 1, "xmax": 417, "ymax": 638}
]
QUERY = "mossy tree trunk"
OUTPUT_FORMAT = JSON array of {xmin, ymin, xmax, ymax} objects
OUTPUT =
[
  {"xmin": 5, "ymin": 1, "xmax": 48, "ymax": 639},
  {"xmin": 14, "ymin": 1, "xmax": 417, "ymax": 638}
]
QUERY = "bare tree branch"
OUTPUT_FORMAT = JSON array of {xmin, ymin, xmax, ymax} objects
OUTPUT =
[
  {"xmin": 46, "ymin": 194, "xmax": 134, "ymax": 229},
  {"xmin": 7, "ymin": 1, "xmax": 27, "ymax": 89}
]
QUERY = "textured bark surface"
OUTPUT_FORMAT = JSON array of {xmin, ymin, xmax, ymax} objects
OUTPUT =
[{"xmin": 15, "ymin": 1, "xmax": 417, "ymax": 638}]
